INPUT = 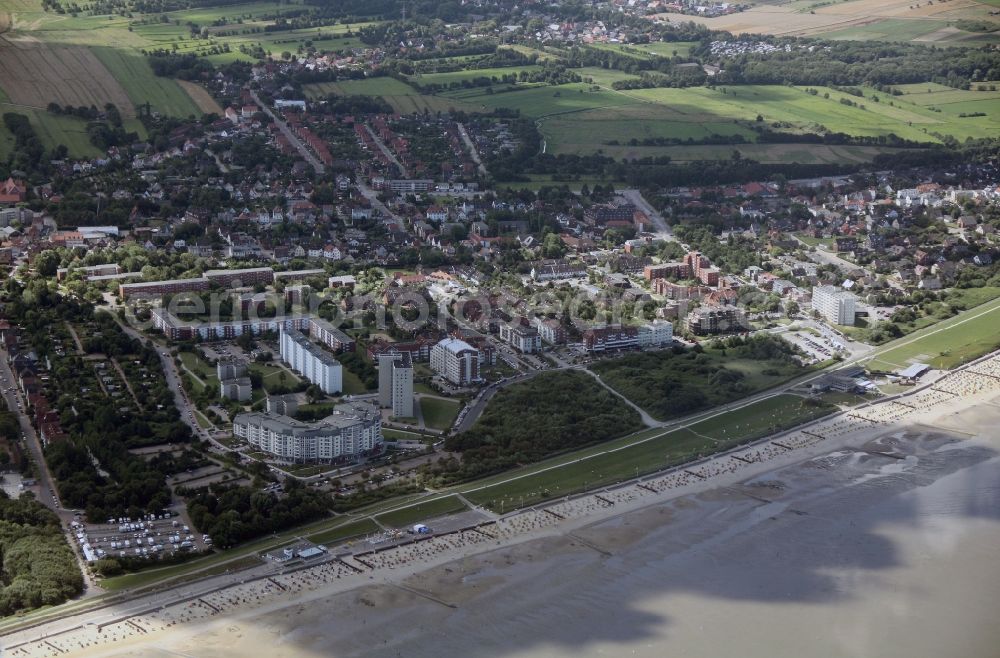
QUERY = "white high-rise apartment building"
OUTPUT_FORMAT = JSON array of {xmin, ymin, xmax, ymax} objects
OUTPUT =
[
  {"xmin": 637, "ymin": 321, "xmax": 673, "ymax": 348},
  {"xmin": 430, "ymin": 338, "xmax": 480, "ymax": 386},
  {"xmin": 279, "ymin": 327, "xmax": 342, "ymax": 394},
  {"xmin": 811, "ymin": 285, "xmax": 857, "ymax": 326},
  {"xmin": 377, "ymin": 350, "xmax": 414, "ymax": 418}
]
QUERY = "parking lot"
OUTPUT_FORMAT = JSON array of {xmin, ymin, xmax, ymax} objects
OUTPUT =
[
  {"xmin": 0, "ymin": 472, "xmax": 28, "ymax": 499},
  {"xmin": 71, "ymin": 513, "xmax": 212, "ymax": 563},
  {"xmin": 782, "ymin": 328, "xmax": 846, "ymax": 363}
]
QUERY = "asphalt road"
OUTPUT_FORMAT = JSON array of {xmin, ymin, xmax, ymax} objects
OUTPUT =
[
  {"xmin": 0, "ymin": 352, "xmax": 59, "ymax": 511},
  {"xmin": 0, "ymin": 348, "xmax": 103, "ymax": 593},
  {"xmin": 620, "ymin": 188, "xmax": 676, "ymax": 242},
  {"xmin": 106, "ymin": 312, "xmax": 229, "ymax": 452},
  {"xmin": 250, "ymin": 90, "xmax": 325, "ymax": 175},
  {"xmin": 456, "ymin": 122, "xmax": 488, "ymax": 177}
]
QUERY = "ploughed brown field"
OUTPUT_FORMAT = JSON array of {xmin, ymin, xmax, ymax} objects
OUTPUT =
[
  {"xmin": 177, "ymin": 80, "xmax": 224, "ymax": 115},
  {"xmin": 0, "ymin": 36, "xmax": 135, "ymax": 116}
]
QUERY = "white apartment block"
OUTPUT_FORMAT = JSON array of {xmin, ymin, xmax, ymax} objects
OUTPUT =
[
  {"xmin": 232, "ymin": 402, "xmax": 382, "ymax": 463},
  {"xmin": 499, "ymin": 319, "xmax": 542, "ymax": 353},
  {"xmin": 811, "ymin": 285, "xmax": 857, "ymax": 326},
  {"xmin": 377, "ymin": 350, "xmax": 414, "ymax": 418},
  {"xmin": 430, "ymin": 337, "xmax": 480, "ymax": 386},
  {"xmin": 637, "ymin": 321, "xmax": 673, "ymax": 348},
  {"xmin": 220, "ymin": 377, "xmax": 252, "ymax": 402},
  {"xmin": 279, "ymin": 327, "xmax": 342, "ymax": 394}
]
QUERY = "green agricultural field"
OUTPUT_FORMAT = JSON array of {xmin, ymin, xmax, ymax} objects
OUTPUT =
[
  {"xmin": 91, "ymin": 47, "xmax": 200, "ymax": 117},
  {"xmin": 585, "ymin": 42, "xmax": 656, "ymax": 60},
  {"xmin": 421, "ymin": 81, "xmax": 997, "ymax": 159},
  {"xmin": 586, "ymin": 41, "xmax": 697, "ymax": 59},
  {"xmin": 540, "ymin": 101, "xmax": 757, "ymax": 154},
  {"xmin": 409, "ymin": 65, "xmax": 544, "ymax": 86},
  {"xmin": 374, "ymin": 495, "xmax": 468, "ymax": 528},
  {"xmin": 441, "ymin": 82, "xmax": 641, "ymax": 118},
  {"xmin": 148, "ymin": 1, "xmax": 306, "ymax": 24},
  {"xmin": 306, "ymin": 78, "xmax": 418, "ymax": 97},
  {"xmin": 602, "ymin": 143, "xmax": 908, "ymax": 164},
  {"xmin": 572, "ymin": 67, "xmax": 643, "ymax": 87},
  {"xmin": 130, "ymin": 20, "xmax": 366, "ymax": 64},
  {"xmin": 636, "ymin": 41, "xmax": 698, "ymax": 58},
  {"xmin": 497, "ymin": 175, "xmax": 628, "ymax": 192},
  {"xmin": 303, "ymin": 77, "xmax": 481, "ymax": 114},
  {"xmin": 500, "ymin": 44, "xmax": 563, "ymax": 61},
  {"xmin": 822, "ymin": 18, "xmax": 943, "ymax": 42},
  {"xmin": 620, "ymin": 84, "xmax": 998, "ymax": 143},
  {"xmin": 419, "ymin": 396, "xmax": 461, "ymax": 431},
  {"xmin": 865, "ymin": 295, "xmax": 1000, "ymax": 371}
]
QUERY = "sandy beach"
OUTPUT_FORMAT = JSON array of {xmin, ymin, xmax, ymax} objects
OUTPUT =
[{"xmin": 7, "ymin": 355, "xmax": 1000, "ymax": 658}]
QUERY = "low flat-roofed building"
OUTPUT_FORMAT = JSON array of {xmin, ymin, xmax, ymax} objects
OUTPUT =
[
  {"xmin": 119, "ymin": 277, "xmax": 209, "ymax": 300},
  {"xmin": 203, "ymin": 267, "xmax": 274, "ymax": 287}
]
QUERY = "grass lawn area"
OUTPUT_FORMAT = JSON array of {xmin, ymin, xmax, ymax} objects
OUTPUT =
[
  {"xmin": 795, "ymin": 233, "xmax": 836, "ymax": 248},
  {"xmin": 306, "ymin": 518, "xmax": 381, "ymax": 545},
  {"xmin": 865, "ymin": 294, "xmax": 1000, "ymax": 371},
  {"xmin": 572, "ymin": 67, "xmax": 643, "ymax": 87},
  {"xmin": 685, "ymin": 394, "xmax": 834, "ymax": 449},
  {"xmin": 413, "ymin": 381, "xmax": 437, "ymax": 395},
  {"xmin": 278, "ymin": 463, "xmax": 332, "ymax": 477},
  {"xmin": 462, "ymin": 393, "xmax": 833, "ymax": 511},
  {"xmin": 179, "ymin": 351, "xmax": 212, "ymax": 376},
  {"xmin": 462, "ymin": 426, "xmax": 713, "ymax": 509},
  {"xmin": 819, "ymin": 391, "xmax": 873, "ymax": 407},
  {"xmin": 383, "ymin": 427, "xmax": 436, "ymax": 442},
  {"xmin": 944, "ymin": 286, "xmax": 1000, "ymax": 310},
  {"xmin": 419, "ymin": 396, "xmax": 461, "ymax": 430},
  {"xmin": 178, "ymin": 350, "xmax": 220, "ymax": 387},
  {"xmin": 248, "ymin": 361, "xmax": 301, "ymax": 393},
  {"xmin": 374, "ymin": 494, "xmax": 468, "ymax": 528},
  {"xmin": 341, "ymin": 368, "xmax": 369, "ymax": 394},
  {"xmin": 193, "ymin": 410, "xmax": 214, "ymax": 429},
  {"xmin": 101, "ymin": 554, "xmax": 263, "ymax": 593}
]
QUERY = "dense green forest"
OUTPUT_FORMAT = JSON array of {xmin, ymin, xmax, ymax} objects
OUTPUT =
[
  {"xmin": 0, "ymin": 494, "xmax": 83, "ymax": 615},
  {"xmin": 185, "ymin": 480, "xmax": 331, "ymax": 548},
  {"xmin": 444, "ymin": 370, "xmax": 644, "ymax": 480}
]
